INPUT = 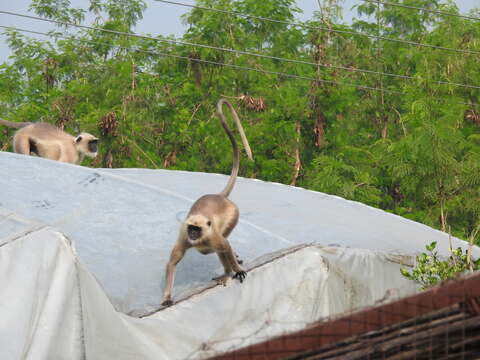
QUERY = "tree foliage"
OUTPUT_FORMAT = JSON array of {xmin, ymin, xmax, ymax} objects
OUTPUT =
[
  {"xmin": 401, "ymin": 239, "xmax": 480, "ymax": 289},
  {"xmin": 0, "ymin": 0, "xmax": 479, "ymax": 241}
]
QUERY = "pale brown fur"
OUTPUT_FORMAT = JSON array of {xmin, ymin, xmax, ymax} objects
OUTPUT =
[
  {"xmin": 0, "ymin": 119, "xmax": 98, "ymax": 165},
  {"xmin": 161, "ymin": 99, "xmax": 253, "ymax": 306}
]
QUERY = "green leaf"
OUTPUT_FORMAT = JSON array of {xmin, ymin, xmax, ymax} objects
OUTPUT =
[{"xmin": 426, "ymin": 241, "xmax": 437, "ymax": 252}]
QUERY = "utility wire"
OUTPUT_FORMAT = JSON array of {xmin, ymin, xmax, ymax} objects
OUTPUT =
[
  {"xmin": 153, "ymin": 0, "xmax": 480, "ymax": 55},
  {"xmin": 0, "ymin": 9, "xmax": 408, "ymax": 81},
  {"xmin": 0, "ymin": 24, "xmax": 401, "ymax": 94},
  {"xmin": 2, "ymin": 24, "xmax": 478, "ymax": 107},
  {"xmin": 1, "ymin": 10, "xmax": 479, "ymax": 90},
  {"xmin": 362, "ymin": 0, "xmax": 480, "ymax": 22}
]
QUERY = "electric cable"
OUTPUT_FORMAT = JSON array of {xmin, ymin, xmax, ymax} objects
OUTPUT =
[
  {"xmin": 1, "ymin": 10, "xmax": 479, "ymax": 90},
  {"xmin": 153, "ymin": 0, "xmax": 480, "ymax": 55},
  {"xmin": 0, "ymin": 24, "xmax": 477, "ymax": 106},
  {"xmin": 361, "ymin": 0, "xmax": 480, "ymax": 22}
]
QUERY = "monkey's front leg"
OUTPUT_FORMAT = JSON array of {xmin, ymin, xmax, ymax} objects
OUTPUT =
[
  {"xmin": 161, "ymin": 262, "xmax": 176, "ymax": 306},
  {"xmin": 231, "ymin": 267, "xmax": 247, "ymax": 282},
  {"xmin": 213, "ymin": 252, "xmax": 233, "ymax": 286},
  {"xmin": 222, "ymin": 241, "xmax": 247, "ymax": 283},
  {"xmin": 161, "ymin": 243, "xmax": 186, "ymax": 306}
]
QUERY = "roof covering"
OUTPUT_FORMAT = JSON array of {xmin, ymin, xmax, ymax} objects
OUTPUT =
[
  {"xmin": 209, "ymin": 272, "xmax": 480, "ymax": 360},
  {"xmin": 1, "ymin": 151, "xmax": 478, "ymax": 359},
  {"xmin": 1, "ymin": 152, "xmax": 475, "ymax": 315},
  {"xmin": 1, "ymin": 221, "xmax": 418, "ymax": 360}
]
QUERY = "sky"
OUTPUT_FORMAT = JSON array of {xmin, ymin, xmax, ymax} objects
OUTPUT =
[{"xmin": 0, "ymin": 0, "xmax": 478, "ymax": 64}]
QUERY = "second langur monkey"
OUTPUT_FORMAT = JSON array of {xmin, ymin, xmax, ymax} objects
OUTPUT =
[
  {"xmin": 0, "ymin": 119, "xmax": 98, "ymax": 165},
  {"xmin": 161, "ymin": 99, "xmax": 253, "ymax": 307}
]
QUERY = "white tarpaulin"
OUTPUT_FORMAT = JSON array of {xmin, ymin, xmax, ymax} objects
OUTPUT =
[{"xmin": 1, "ymin": 151, "xmax": 478, "ymax": 359}]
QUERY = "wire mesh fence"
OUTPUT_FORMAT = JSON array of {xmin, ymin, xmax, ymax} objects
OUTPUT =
[{"xmin": 193, "ymin": 272, "xmax": 480, "ymax": 360}]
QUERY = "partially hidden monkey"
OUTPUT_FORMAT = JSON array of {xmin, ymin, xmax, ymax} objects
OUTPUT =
[
  {"xmin": 161, "ymin": 99, "xmax": 253, "ymax": 306},
  {"xmin": 0, "ymin": 119, "xmax": 98, "ymax": 165}
]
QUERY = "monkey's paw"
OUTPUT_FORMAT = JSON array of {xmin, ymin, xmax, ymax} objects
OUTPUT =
[
  {"xmin": 161, "ymin": 298, "xmax": 173, "ymax": 307},
  {"xmin": 235, "ymin": 254, "xmax": 243, "ymax": 265},
  {"xmin": 233, "ymin": 270, "xmax": 247, "ymax": 283},
  {"xmin": 212, "ymin": 274, "xmax": 230, "ymax": 286}
]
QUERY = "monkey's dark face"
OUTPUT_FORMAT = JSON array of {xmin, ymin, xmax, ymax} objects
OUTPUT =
[
  {"xmin": 187, "ymin": 225, "xmax": 203, "ymax": 240},
  {"xmin": 88, "ymin": 139, "xmax": 98, "ymax": 153},
  {"xmin": 186, "ymin": 215, "xmax": 212, "ymax": 242}
]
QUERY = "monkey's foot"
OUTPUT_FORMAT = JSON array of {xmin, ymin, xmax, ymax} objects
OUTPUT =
[
  {"xmin": 212, "ymin": 274, "xmax": 230, "ymax": 286},
  {"xmin": 161, "ymin": 298, "xmax": 173, "ymax": 307},
  {"xmin": 235, "ymin": 253, "xmax": 243, "ymax": 265},
  {"xmin": 233, "ymin": 270, "xmax": 247, "ymax": 283}
]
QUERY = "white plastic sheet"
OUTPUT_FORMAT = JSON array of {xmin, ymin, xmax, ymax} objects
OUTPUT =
[
  {"xmin": 1, "ymin": 151, "xmax": 478, "ymax": 360},
  {"xmin": 1, "ymin": 152, "xmax": 475, "ymax": 315},
  {"xmin": 0, "ymin": 220, "xmax": 417, "ymax": 360}
]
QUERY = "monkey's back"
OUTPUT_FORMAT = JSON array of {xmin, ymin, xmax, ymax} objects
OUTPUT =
[
  {"xmin": 189, "ymin": 194, "xmax": 239, "ymax": 237},
  {"xmin": 16, "ymin": 123, "xmax": 73, "ymax": 142},
  {"xmin": 13, "ymin": 123, "xmax": 77, "ymax": 161}
]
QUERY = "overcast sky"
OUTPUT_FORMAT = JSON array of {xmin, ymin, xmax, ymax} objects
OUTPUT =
[{"xmin": 0, "ymin": 0, "xmax": 478, "ymax": 63}]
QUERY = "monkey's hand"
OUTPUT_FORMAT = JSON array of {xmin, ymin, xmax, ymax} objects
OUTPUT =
[
  {"xmin": 232, "ymin": 270, "xmax": 247, "ymax": 283},
  {"xmin": 212, "ymin": 273, "xmax": 230, "ymax": 286},
  {"xmin": 161, "ymin": 297, "xmax": 174, "ymax": 307}
]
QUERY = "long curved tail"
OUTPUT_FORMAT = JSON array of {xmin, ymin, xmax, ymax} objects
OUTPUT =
[
  {"xmin": 217, "ymin": 99, "xmax": 253, "ymax": 198},
  {"xmin": 0, "ymin": 118, "xmax": 32, "ymax": 129}
]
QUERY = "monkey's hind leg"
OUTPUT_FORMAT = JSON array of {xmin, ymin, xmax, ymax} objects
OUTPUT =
[{"xmin": 13, "ymin": 134, "xmax": 31, "ymax": 155}]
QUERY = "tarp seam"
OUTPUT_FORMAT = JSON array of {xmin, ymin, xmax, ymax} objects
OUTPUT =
[
  {"xmin": 74, "ymin": 261, "xmax": 87, "ymax": 360},
  {"xmin": 141, "ymin": 243, "xmax": 314, "ymax": 317},
  {"xmin": 0, "ymin": 225, "xmax": 48, "ymax": 248}
]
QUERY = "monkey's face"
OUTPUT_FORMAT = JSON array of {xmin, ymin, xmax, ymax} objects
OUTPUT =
[
  {"xmin": 75, "ymin": 133, "xmax": 99, "ymax": 158},
  {"xmin": 87, "ymin": 139, "xmax": 98, "ymax": 154},
  {"xmin": 187, "ymin": 225, "xmax": 203, "ymax": 240},
  {"xmin": 186, "ymin": 215, "xmax": 212, "ymax": 243}
]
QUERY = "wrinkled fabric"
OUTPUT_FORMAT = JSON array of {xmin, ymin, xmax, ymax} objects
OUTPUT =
[
  {"xmin": 0, "ymin": 223, "xmax": 417, "ymax": 360},
  {"xmin": 1, "ymin": 151, "xmax": 478, "ymax": 360},
  {"xmin": 0, "ymin": 152, "xmax": 473, "ymax": 315}
]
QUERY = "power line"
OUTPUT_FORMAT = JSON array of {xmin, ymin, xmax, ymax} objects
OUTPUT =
[
  {"xmin": 0, "ymin": 9, "xmax": 409, "ymax": 82},
  {"xmin": 1, "ymin": 10, "xmax": 479, "ymax": 91},
  {"xmin": 153, "ymin": 0, "xmax": 480, "ymax": 55},
  {"xmin": 362, "ymin": 0, "xmax": 480, "ymax": 22},
  {"xmin": 2, "ymin": 24, "xmax": 477, "ymax": 107},
  {"xmin": 0, "ymin": 24, "xmax": 401, "ymax": 95}
]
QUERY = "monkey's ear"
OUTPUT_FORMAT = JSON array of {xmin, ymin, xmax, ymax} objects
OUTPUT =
[
  {"xmin": 207, "ymin": 220, "xmax": 211, "ymax": 227},
  {"xmin": 75, "ymin": 135, "xmax": 82, "ymax": 143}
]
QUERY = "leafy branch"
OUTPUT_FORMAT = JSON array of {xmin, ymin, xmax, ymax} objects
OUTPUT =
[{"xmin": 401, "ymin": 230, "xmax": 480, "ymax": 290}]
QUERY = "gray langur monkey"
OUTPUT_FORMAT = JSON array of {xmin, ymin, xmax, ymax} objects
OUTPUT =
[
  {"xmin": 0, "ymin": 119, "xmax": 98, "ymax": 165},
  {"xmin": 161, "ymin": 99, "xmax": 253, "ymax": 307}
]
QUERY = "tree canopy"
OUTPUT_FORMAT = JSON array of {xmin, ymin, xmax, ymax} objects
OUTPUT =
[{"xmin": 1, "ymin": 0, "xmax": 479, "ymax": 242}]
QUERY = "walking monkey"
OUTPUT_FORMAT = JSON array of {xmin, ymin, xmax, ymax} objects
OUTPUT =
[
  {"xmin": 0, "ymin": 119, "xmax": 98, "ymax": 164},
  {"xmin": 161, "ymin": 99, "xmax": 253, "ymax": 306}
]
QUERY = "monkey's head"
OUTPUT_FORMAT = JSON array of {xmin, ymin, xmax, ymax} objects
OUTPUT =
[
  {"xmin": 186, "ymin": 214, "xmax": 212, "ymax": 244},
  {"xmin": 75, "ymin": 133, "xmax": 99, "ymax": 158}
]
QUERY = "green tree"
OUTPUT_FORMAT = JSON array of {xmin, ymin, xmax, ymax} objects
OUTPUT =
[{"xmin": 0, "ymin": 0, "xmax": 479, "ymax": 242}]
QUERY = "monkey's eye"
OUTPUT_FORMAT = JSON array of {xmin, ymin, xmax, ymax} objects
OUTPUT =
[{"xmin": 207, "ymin": 220, "xmax": 211, "ymax": 226}]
